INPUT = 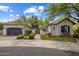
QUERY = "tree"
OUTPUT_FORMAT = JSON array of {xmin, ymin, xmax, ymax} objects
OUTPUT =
[
  {"xmin": 73, "ymin": 23, "xmax": 79, "ymax": 38},
  {"xmin": 15, "ymin": 15, "xmax": 49, "ymax": 34},
  {"xmin": 39, "ymin": 18, "xmax": 48, "ymax": 30},
  {"xmin": 15, "ymin": 16, "xmax": 29, "ymax": 25},
  {"xmin": 73, "ymin": 23, "xmax": 79, "ymax": 34},
  {"xmin": 0, "ymin": 22, "xmax": 3, "ymax": 30},
  {"xmin": 48, "ymin": 3, "xmax": 79, "ymax": 22},
  {"xmin": 15, "ymin": 16, "xmax": 40, "ymax": 33},
  {"xmin": 15, "ymin": 16, "xmax": 32, "ymax": 34},
  {"xmin": 30, "ymin": 16, "xmax": 39, "ymax": 29}
]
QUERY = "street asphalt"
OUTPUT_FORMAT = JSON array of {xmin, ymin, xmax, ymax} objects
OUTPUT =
[{"xmin": 0, "ymin": 46, "xmax": 79, "ymax": 56}]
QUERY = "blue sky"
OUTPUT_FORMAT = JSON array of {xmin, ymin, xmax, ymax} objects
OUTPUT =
[{"xmin": 0, "ymin": 3, "xmax": 49, "ymax": 22}]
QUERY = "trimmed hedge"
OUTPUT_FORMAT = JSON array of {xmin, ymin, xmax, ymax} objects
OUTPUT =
[{"xmin": 41, "ymin": 35, "xmax": 77, "ymax": 42}]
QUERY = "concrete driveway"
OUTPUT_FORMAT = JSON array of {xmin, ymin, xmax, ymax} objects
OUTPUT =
[{"xmin": 0, "ymin": 36, "xmax": 79, "ymax": 53}]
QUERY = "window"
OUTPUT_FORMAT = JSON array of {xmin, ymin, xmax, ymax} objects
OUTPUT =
[
  {"xmin": 53, "ymin": 26, "xmax": 55, "ymax": 30},
  {"xmin": 61, "ymin": 25, "xmax": 70, "ymax": 35}
]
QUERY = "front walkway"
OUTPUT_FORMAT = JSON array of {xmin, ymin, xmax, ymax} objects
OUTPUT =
[{"xmin": 0, "ymin": 36, "xmax": 79, "ymax": 52}]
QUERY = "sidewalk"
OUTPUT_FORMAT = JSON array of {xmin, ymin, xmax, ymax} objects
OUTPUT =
[{"xmin": 0, "ymin": 37, "xmax": 79, "ymax": 52}]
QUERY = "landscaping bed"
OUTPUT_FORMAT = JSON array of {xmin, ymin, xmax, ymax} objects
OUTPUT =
[
  {"xmin": 41, "ymin": 35, "xmax": 77, "ymax": 42},
  {"xmin": 16, "ymin": 32, "xmax": 36, "ymax": 40}
]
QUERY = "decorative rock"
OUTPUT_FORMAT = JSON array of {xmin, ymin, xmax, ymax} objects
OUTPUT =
[{"xmin": 34, "ymin": 34, "xmax": 41, "ymax": 40}]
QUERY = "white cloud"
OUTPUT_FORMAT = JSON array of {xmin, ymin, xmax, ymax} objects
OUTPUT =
[
  {"xmin": 0, "ymin": 19, "xmax": 15, "ymax": 22},
  {"xmin": 16, "ymin": 14, "xmax": 20, "ymax": 17},
  {"xmin": 24, "ymin": 7, "xmax": 38, "ymax": 14},
  {"xmin": 38, "ymin": 6, "xmax": 46, "ymax": 12},
  {"xmin": 34, "ymin": 13, "xmax": 41, "ymax": 16},
  {"xmin": 26, "ymin": 16, "xmax": 30, "ymax": 18},
  {"xmin": 9, "ymin": 9, "xmax": 13, "ymax": 12},
  {"xmin": 24, "ymin": 6, "xmax": 46, "ymax": 16},
  {"xmin": 0, "ymin": 6, "xmax": 10, "ymax": 12},
  {"xmin": 9, "ymin": 14, "xmax": 13, "ymax": 17}
]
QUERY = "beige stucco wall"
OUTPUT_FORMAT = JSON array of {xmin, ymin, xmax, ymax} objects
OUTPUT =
[
  {"xmin": 57, "ymin": 20, "xmax": 74, "ymax": 35},
  {"xmin": 48, "ymin": 25, "xmax": 52, "ymax": 33},
  {"xmin": 40, "ymin": 29, "xmax": 47, "ymax": 35},
  {"xmin": 49, "ymin": 20, "xmax": 74, "ymax": 36},
  {"xmin": 51, "ymin": 25, "xmax": 58, "ymax": 36},
  {"xmin": 3, "ymin": 25, "xmax": 25, "ymax": 35},
  {"xmin": 48, "ymin": 25, "xmax": 58, "ymax": 35}
]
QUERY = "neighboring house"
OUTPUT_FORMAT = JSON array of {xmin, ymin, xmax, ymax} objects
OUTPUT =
[
  {"xmin": 48, "ymin": 18, "xmax": 77, "ymax": 36},
  {"xmin": 3, "ymin": 21, "xmax": 29, "ymax": 36}
]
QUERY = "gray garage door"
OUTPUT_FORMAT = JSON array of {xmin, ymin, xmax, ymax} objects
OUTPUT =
[{"xmin": 7, "ymin": 28, "xmax": 22, "ymax": 35}]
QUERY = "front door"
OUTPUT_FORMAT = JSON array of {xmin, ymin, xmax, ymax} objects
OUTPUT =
[{"xmin": 61, "ymin": 25, "xmax": 70, "ymax": 35}]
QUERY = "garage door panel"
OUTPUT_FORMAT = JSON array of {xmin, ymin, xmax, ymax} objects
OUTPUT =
[{"xmin": 7, "ymin": 28, "xmax": 22, "ymax": 35}]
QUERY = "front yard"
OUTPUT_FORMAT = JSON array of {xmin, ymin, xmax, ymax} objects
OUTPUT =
[{"xmin": 41, "ymin": 35, "xmax": 77, "ymax": 42}]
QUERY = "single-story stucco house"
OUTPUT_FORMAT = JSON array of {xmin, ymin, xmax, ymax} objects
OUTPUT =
[
  {"xmin": 1, "ymin": 18, "xmax": 77, "ymax": 36},
  {"xmin": 47, "ymin": 18, "xmax": 77, "ymax": 36},
  {"xmin": 2, "ymin": 21, "xmax": 29, "ymax": 36},
  {"xmin": 1, "ymin": 21, "xmax": 44, "ymax": 36}
]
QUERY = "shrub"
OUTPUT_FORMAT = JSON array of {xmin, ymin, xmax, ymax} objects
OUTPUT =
[
  {"xmin": 26, "ymin": 29, "xmax": 32, "ymax": 35},
  {"xmin": 28, "ymin": 33, "xmax": 36, "ymax": 39},
  {"xmin": 17, "ymin": 34, "xmax": 24, "ymax": 39},
  {"xmin": 47, "ymin": 32, "xmax": 51, "ymax": 36},
  {"xmin": 59, "ymin": 34, "xmax": 65, "ymax": 37},
  {"xmin": 0, "ymin": 23, "xmax": 3, "ymax": 30},
  {"xmin": 41, "ymin": 35, "xmax": 77, "ymax": 42},
  {"xmin": 24, "ymin": 33, "xmax": 27, "ymax": 36},
  {"xmin": 73, "ymin": 34, "xmax": 79, "ymax": 38},
  {"xmin": 17, "ymin": 34, "xmax": 29, "ymax": 39},
  {"xmin": 73, "ymin": 23, "xmax": 79, "ymax": 38},
  {"xmin": 59, "ymin": 34, "xmax": 71, "ymax": 37},
  {"xmin": 24, "ymin": 36, "xmax": 29, "ymax": 39}
]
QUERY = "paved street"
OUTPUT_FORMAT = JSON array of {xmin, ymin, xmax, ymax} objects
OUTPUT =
[
  {"xmin": 0, "ymin": 36, "xmax": 79, "ymax": 56},
  {"xmin": 0, "ymin": 46, "xmax": 79, "ymax": 56}
]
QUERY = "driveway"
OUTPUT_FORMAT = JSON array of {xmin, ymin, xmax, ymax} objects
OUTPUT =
[{"xmin": 0, "ymin": 36, "xmax": 79, "ymax": 54}]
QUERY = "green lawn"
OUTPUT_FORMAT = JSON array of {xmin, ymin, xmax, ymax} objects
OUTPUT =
[{"xmin": 41, "ymin": 35, "xmax": 77, "ymax": 42}]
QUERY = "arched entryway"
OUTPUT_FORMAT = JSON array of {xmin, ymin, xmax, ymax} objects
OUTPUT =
[{"xmin": 61, "ymin": 25, "xmax": 70, "ymax": 35}]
